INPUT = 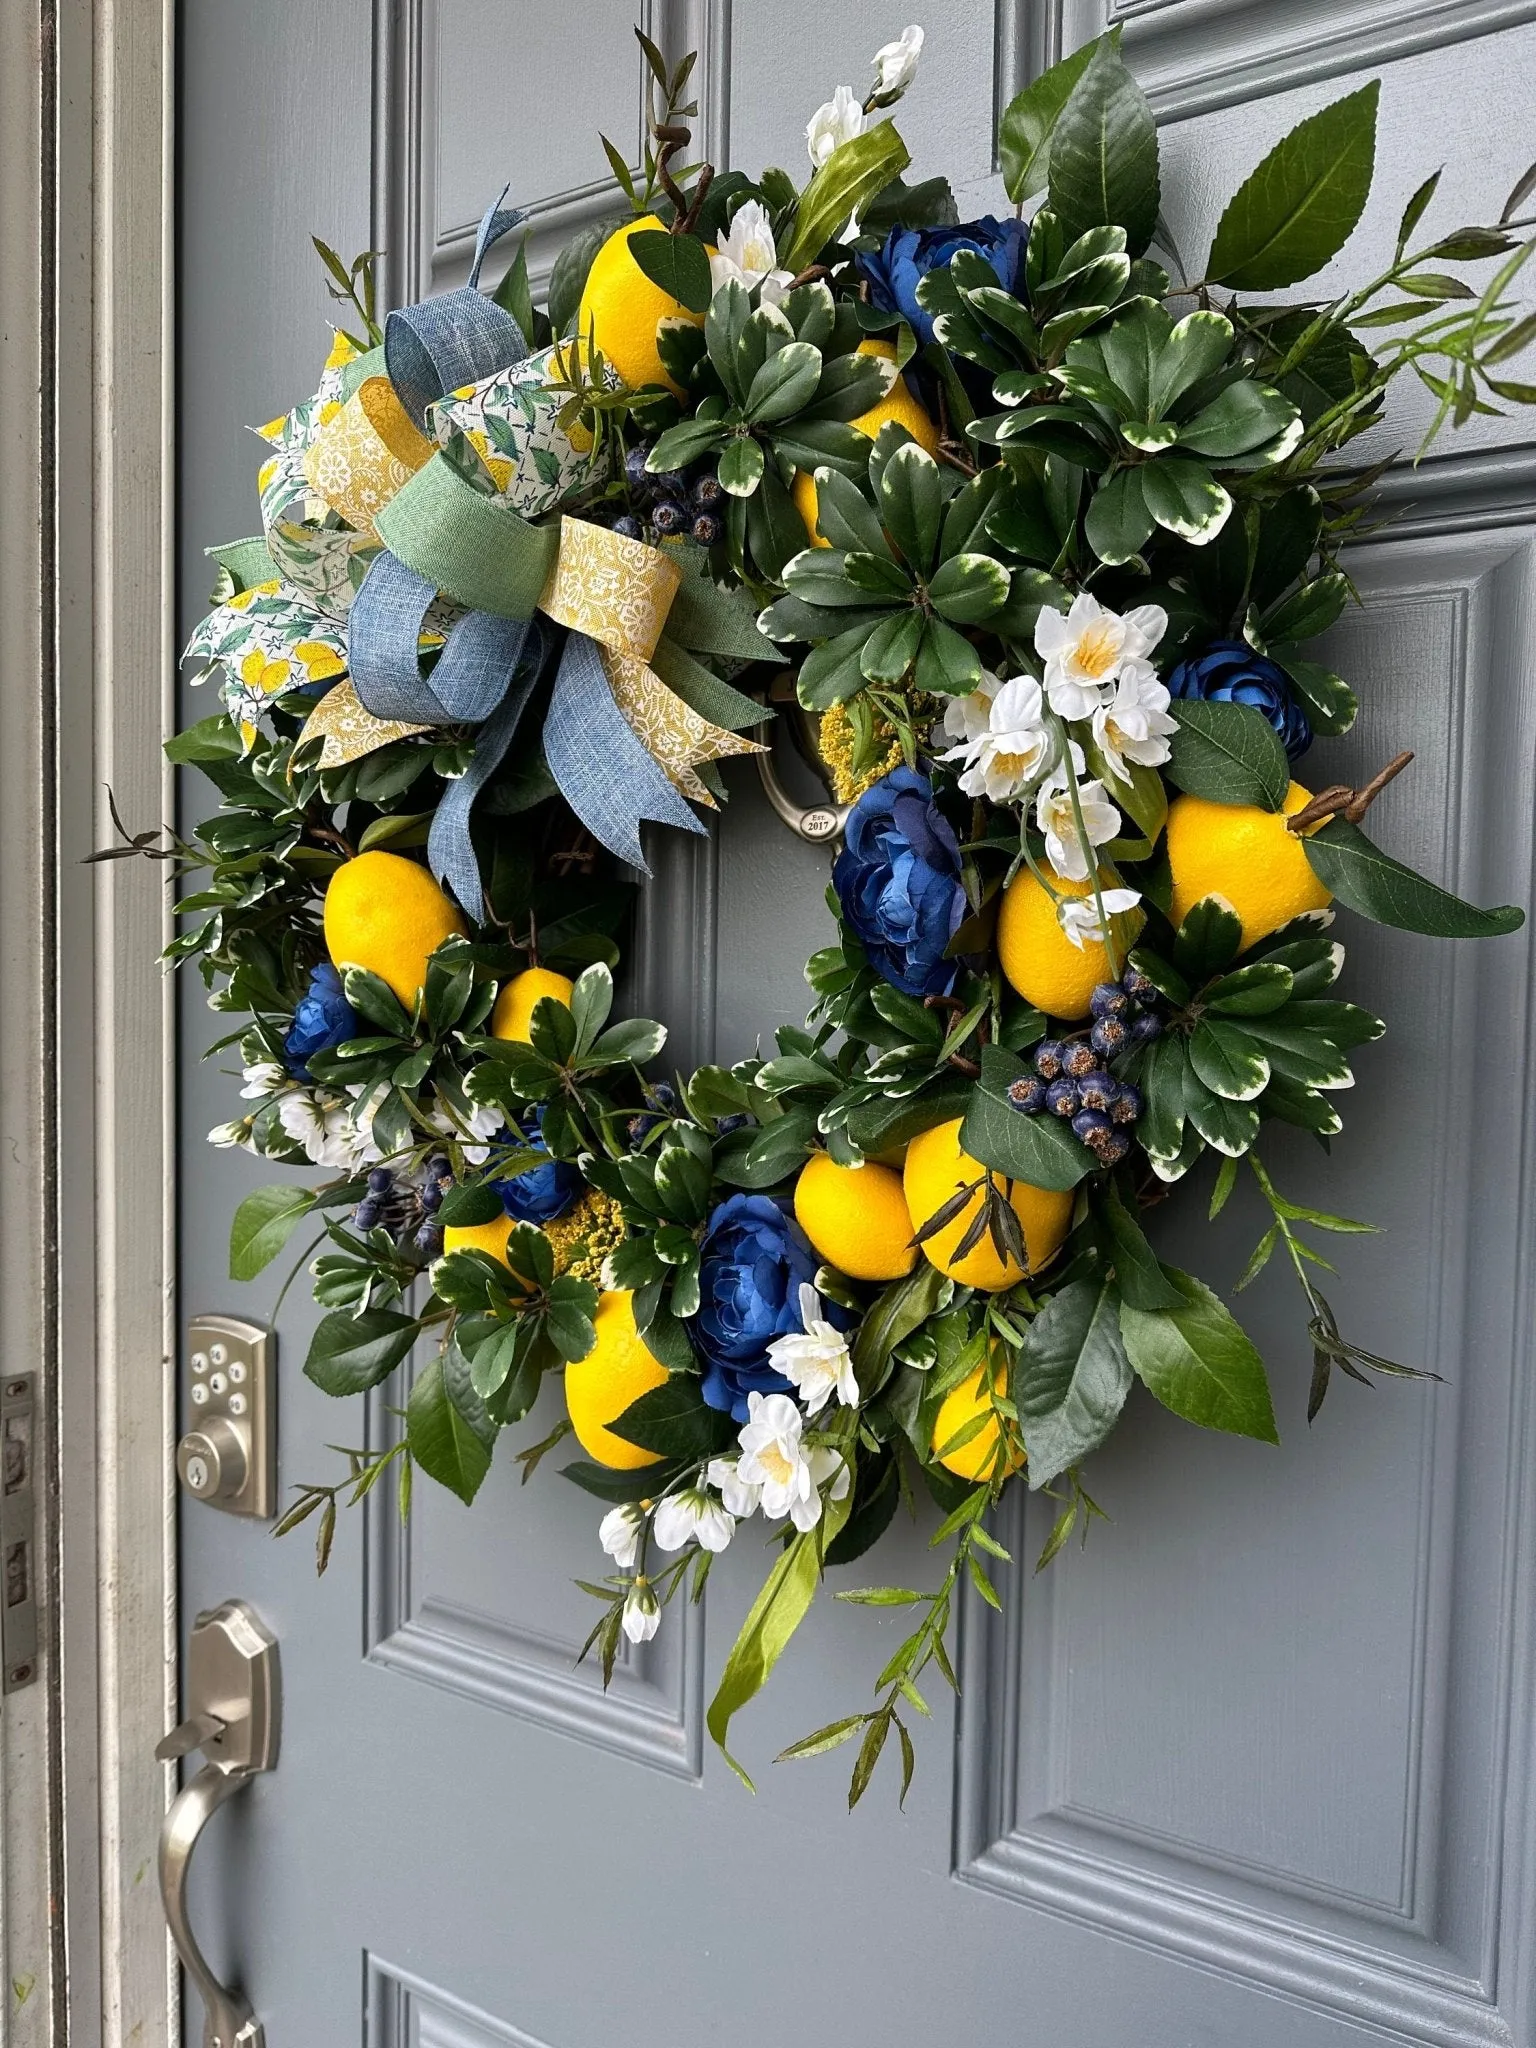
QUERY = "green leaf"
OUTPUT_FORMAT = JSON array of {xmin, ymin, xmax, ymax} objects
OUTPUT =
[
  {"xmin": 1203, "ymin": 961, "xmax": 1294, "ymax": 1015},
  {"xmin": 927, "ymin": 552, "xmax": 1010, "ymax": 624},
  {"xmin": 1206, "ymin": 83, "xmax": 1379, "ymax": 290},
  {"xmin": 707, "ymin": 1484, "xmax": 852, "ymax": 1788},
  {"xmin": 1262, "ymin": 572, "xmax": 1348, "ymax": 642},
  {"xmin": 718, "ymin": 435, "xmax": 766, "ymax": 497},
  {"xmin": 1141, "ymin": 458, "xmax": 1231, "ymax": 543},
  {"xmin": 1189, "ymin": 1017, "xmax": 1270, "ymax": 1101},
  {"xmin": 998, "ymin": 35, "xmax": 1104, "ymax": 204},
  {"xmin": 1270, "ymin": 652, "xmax": 1357, "ymax": 737},
  {"xmin": 1120, "ymin": 1267, "xmax": 1279, "ymax": 1442},
  {"xmin": 1166, "ymin": 700, "xmax": 1288, "ymax": 809},
  {"xmin": 1047, "ymin": 38, "xmax": 1160, "ymax": 257},
  {"xmin": 878, "ymin": 441, "xmax": 944, "ymax": 574},
  {"xmin": 959, "ymin": 1045, "xmax": 1096, "ymax": 1192},
  {"xmin": 568, "ymin": 960, "xmax": 614, "ymax": 1056},
  {"xmin": 1014, "ymin": 1275, "xmax": 1135, "ymax": 1488},
  {"xmin": 304, "ymin": 1308, "xmax": 419, "ymax": 1397},
  {"xmin": 407, "ymin": 1348, "xmax": 495, "ymax": 1505},
  {"xmin": 561, "ymin": 1457, "xmax": 680, "ymax": 1504},
  {"xmin": 1098, "ymin": 1178, "xmax": 1182, "ymax": 1312},
  {"xmin": 624, "ymin": 228, "xmax": 713, "ymax": 314},
  {"xmin": 547, "ymin": 217, "xmax": 613, "ymax": 336},
  {"xmin": 436, "ymin": 1182, "xmax": 505, "ymax": 1229},
  {"xmin": 781, "ymin": 120, "xmax": 912, "ymax": 273},
  {"xmin": 1303, "ymin": 818, "xmax": 1524, "ymax": 938},
  {"xmin": 745, "ymin": 340, "xmax": 822, "ymax": 424},
  {"xmin": 608, "ymin": 1374, "xmax": 730, "ymax": 1462},
  {"xmin": 1176, "ymin": 380, "xmax": 1299, "ymax": 461},
  {"xmin": 341, "ymin": 965, "xmax": 412, "ymax": 1036},
  {"xmin": 850, "ymin": 1261, "xmax": 950, "ymax": 1398},
  {"xmin": 229, "ymin": 1184, "xmax": 313, "ymax": 1281},
  {"xmin": 1084, "ymin": 466, "xmax": 1154, "ymax": 565},
  {"xmin": 1173, "ymin": 895, "xmax": 1243, "ymax": 980}
]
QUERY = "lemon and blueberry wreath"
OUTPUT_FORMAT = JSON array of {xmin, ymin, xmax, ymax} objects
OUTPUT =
[{"xmin": 140, "ymin": 26, "xmax": 1536, "ymax": 1801}]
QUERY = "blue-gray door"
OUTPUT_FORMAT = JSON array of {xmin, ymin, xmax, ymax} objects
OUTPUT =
[{"xmin": 175, "ymin": 4, "xmax": 1536, "ymax": 2042}]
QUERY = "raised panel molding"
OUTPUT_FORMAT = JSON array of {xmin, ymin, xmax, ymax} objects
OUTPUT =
[
  {"xmin": 994, "ymin": 0, "xmax": 1536, "ymax": 121},
  {"xmin": 371, "ymin": 0, "xmax": 730, "ymax": 304},
  {"xmin": 952, "ymin": 525, "xmax": 1536, "ymax": 2048},
  {"xmin": 367, "ymin": 1956, "xmax": 553, "ymax": 2047},
  {"xmin": 363, "ymin": 1370, "xmax": 705, "ymax": 1779}
]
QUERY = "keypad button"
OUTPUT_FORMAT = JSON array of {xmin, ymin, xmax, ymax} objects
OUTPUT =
[
  {"xmin": 208, "ymin": 1372, "xmax": 227, "ymax": 1397},
  {"xmin": 190, "ymin": 1382, "xmax": 209, "ymax": 1406},
  {"xmin": 227, "ymin": 1359, "xmax": 247, "ymax": 1384},
  {"xmin": 228, "ymin": 1391, "xmax": 248, "ymax": 1417},
  {"xmin": 190, "ymin": 1352, "xmax": 208, "ymax": 1375},
  {"xmin": 208, "ymin": 1342, "xmax": 227, "ymax": 1367}
]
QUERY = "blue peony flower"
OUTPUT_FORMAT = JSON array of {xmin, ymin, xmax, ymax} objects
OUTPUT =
[
  {"xmin": 1167, "ymin": 640, "xmax": 1312, "ymax": 760},
  {"xmin": 692, "ymin": 1194, "xmax": 851, "ymax": 1422},
  {"xmin": 832, "ymin": 767, "xmax": 967, "ymax": 998},
  {"xmin": 489, "ymin": 1108, "xmax": 583, "ymax": 1225},
  {"xmin": 283, "ymin": 962, "xmax": 359, "ymax": 1078},
  {"xmin": 858, "ymin": 217, "xmax": 1029, "ymax": 348}
]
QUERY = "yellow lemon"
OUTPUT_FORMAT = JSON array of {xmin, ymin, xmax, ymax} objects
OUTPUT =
[
  {"xmin": 903, "ymin": 1119, "xmax": 1072, "ymax": 1292},
  {"xmin": 576, "ymin": 216, "xmax": 703, "ymax": 395},
  {"xmin": 1166, "ymin": 782, "xmax": 1332, "ymax": 953},
  {"xmin": 997, "ymin": 867, "xmax": 1145, "ymax": 1021},
  {"xmin": 441, "ymin": 1214, "xmax": 515, "ymax": 1265},
  {"xmin": 793, "ymin": 339, "xmax": 941, "ymax": 545},
  {"xmin": 793, "ymin": 1151, "xmax": 917, "ymax": 1283},
  {"xmin": 564, "ymin": 1290, "xmax": 669, "ymax": 1470},
  {"xmin": 931, "ymin": 1353, "xmax": 1024, "ymax": 1482},
  {"xmin": 492, "ymin": 966, "xmax": 575, "ymax": 1044},
  {"xmin": 323, "ymin": 851, "xmax": 466, "ymax": 1010}
]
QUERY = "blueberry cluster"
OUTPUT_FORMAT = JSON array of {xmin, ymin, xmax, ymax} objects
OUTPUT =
[
  {"xmin": 352, "ymin": 1155, "xmax": 451, "ymax": 1261},
  {"xmin": 613, "ymin": 445, "xmax": 725, "ymax": 548},
  {"xmin": 1006, "ymin": 970, "xmax": 1162, "ymax": 1166},
  {"xmin": 626, "ymin": 1080, "xmax": 681, "ymax": 1149}
]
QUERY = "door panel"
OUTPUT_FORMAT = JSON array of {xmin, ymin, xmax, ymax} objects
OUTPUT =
[{"xmin": 175, "ymin": 4, "xmax": 1536, "ymax": 2044}]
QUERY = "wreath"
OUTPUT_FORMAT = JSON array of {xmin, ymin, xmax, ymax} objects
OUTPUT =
[{"xmin": 132, "ymin": 24, "xmax": 1536, "ymax": 1804}]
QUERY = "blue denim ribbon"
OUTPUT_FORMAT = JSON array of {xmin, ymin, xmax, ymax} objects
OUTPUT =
[
  {"xmin": 384, "ymin": 189, "xmax": 529, "ymax": 430},
  {"xmin": 543, "ymin": 634, "xmax": 706, "ymax": 868}
]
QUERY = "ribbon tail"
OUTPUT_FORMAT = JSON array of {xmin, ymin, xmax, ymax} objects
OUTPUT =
[
  {"xmin": 544, "ymin": 633, "xmax": 705, "ymax": 872},
  {"xmin": 429, "ymin": 662, "xmax": 540, "ymax": 917}
]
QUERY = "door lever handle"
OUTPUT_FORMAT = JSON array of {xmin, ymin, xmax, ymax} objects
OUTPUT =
[{"xmin": 157, "ymin": 1602, "xmax": 280, "ymax": 2048}]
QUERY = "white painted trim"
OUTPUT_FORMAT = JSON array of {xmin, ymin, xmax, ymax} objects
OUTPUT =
[{"xmin": 1, "ymin": 0, "xmax": 178, "ymax": 2039}]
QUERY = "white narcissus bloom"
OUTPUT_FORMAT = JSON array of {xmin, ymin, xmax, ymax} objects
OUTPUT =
[
  {"xmin": 709, "ymin": 201, "xmax": 795, "ymax": 304},
  {"xmin": 652, "ymin": 1488, "xmax": 735, "ymax": 1554},
  {"xmin": 621, "ymin": 1580, "xmax": 661, "ymax": 1645},
  {"xmin": 431, "ymin": 1093, "xmax": 502, "ymax": 1165},
  {"xmin": 945, "ymin": 674, "xmax": 1054, "ymax": 802},
  {"xmin": 939, "ymin": 669, "xmax": 999, "ymax": 753},
  {"xmin": 240, "ymin": 1059, "xmax": 287, "ymax": 1100},
  {"xmin": 1092, "ymin": 667, "xmax": 1178, "ymax": 782},
  {"xmin": 807, "ymin": 84, "xmax": 864, "ymax": 169},
  {"xmin": 1059, "ymin": 886, "xmax": 1142, "ymax": 950},
  {"xmin": 705, "ymin": 1455, "xmax": 762, "ymax": 1521},
  {"xmin": 277, "ymin": 1089, "xmax": 335, "ymax": 1166},
  {"xmin": 599, "ymin": 1503, "xmax": 645, "ymax": 1569},
  {"xmin": 871, "ymin": 24, "xmax": 924, "ymax": 101},
  {"xmin": 207, "ymin": 1118, "xmax": 256, "ymax": 1153},
  {"xmin": 735, "ymin": 1392, "xmax": 851, "ymax": 1532},
  {"xmin": 767, "ymin": 1284, "xmax": 857, "ymax": 1416},
  {"xmin": 1035, "ymin": 759, "xmax": 1122, "ymax": 882},
  {"xmin": 1035, "ymin": 593, "xmax": 1169, "ymax": 721}
]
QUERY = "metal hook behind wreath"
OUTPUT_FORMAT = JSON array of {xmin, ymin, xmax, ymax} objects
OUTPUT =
[{"xmin": 753, "ymin": 677, "xmax": 849, "ymax": 846}]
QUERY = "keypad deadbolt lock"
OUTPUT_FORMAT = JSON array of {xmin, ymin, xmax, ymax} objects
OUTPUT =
[{"xmin": 178, "ymin": 1315, "xmax": 275, "ymax": 1518}]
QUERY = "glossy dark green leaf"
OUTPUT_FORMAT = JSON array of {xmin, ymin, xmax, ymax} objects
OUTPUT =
[
  {"xmin": 229, "ymin": 1184, "xmax": 313, "ymax": 1281},
  {"xmin": 1206, "ymin": 83, "xmax": 1379, "ymax": 289},
  {"xmin": 1047, "ymin": 38, "xmax": 1160, "ymax": 257},
  {"xmin": 1120, "ymin": 1267, "xmax": 1279, "ymax": 1442},
  {"xmin": 878, "ymin": 441, "xmax": 944, "ymax": 573},
  {"xmin": 437, "ymin": 1182, "xmax": 505, "ymax": 1229},
  {"xmin": 624, "ymin": 228, "xmax": 713, "ymax": 314},
  {"xmin": 850, "ymin": 1261, "xmax": 951, "ymax": 1398},
  {"xmin": 1303, "ymin": 818, "xmax": 1524, "ymax": 938},
  {"xmin": 607, "ymin": 1374, "xmax": 730, "ymax": 1462},
  {"xmin": 407, "ymin": 1348, "xmax": 496, "ymax": 1504},
  {"xmin": 998, "ymin": 35, "xmax": 1103, "ymax": 203},
  {"xmin": 1015, "ymin": 1274, "xmax": 1135, "ymax": 1487},
  {"xmin": 959, "ymin": 1046, "xmax": 1096, "ymax": 1192},
  {"xmin": 1166, "ymin": 699, "xmax": 1289, "ymax": 809},
  {"xmin": 304, "ymin": 1308, "xmax": 419, "ymax": 1397},
  {"xmin": 1097, "ymin": 1178, "xmax": 1182, "ymax": 1312}
]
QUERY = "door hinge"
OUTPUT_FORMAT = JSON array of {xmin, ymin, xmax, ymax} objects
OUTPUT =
[{"xmin": 2, "ymin": 1373, "xmax": 38, "ymax": 1691}]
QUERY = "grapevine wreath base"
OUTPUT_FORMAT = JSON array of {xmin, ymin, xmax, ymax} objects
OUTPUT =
[{"xmin": 133, "ymin": 25, "xmax": 1535, "ymax": 1802}]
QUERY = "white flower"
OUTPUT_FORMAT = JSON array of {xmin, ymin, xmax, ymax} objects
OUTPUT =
[
  {"xmin": 735, "ymin": 1392, "xmax": 850, "ymax": 1531},
  {"xmin": 709, "ymin": 200, "xmax": 795, "ymax": 304},
  {"xmin": 1035, "ymin": 759, "xmax": 1121, "ymax": 882},
  {"xmin": 207, "ymin": 1118, "xmax": 256, "ymax": 1153},
  {"xmin": 239, "ymin": 1059, "xmax": 287, "ymax": 1100},
  {"xmin": 705, "ymin": 1455, "xmax": 762, "ymax": 1521},
  {"xmin": 599, "ymin": 1503, "xmax": 645, "ymax": 1569},
  {"xmin": 277, "ymin": 1090, "xmax": 332, "ymax": 1165},
  {"xmin": 430, "ymin": 1093, "xmax": 502, "ymax": 1165},
  {"xmin": 939, "ymin": 670, "xmax": 999, "ymax": 752},
  {"xmin": 807, "ymin": 84, "xmax": 864, "ymax": 169},
  {"xmin": 652, "ymin": 1488, "xmax": 735, "ymax": 1554},
  {"xmin": 1091, "ymin": 667, "xmax": 1178, "ymax": 783},
  {"xmin": 621, "ymin": 1580, "xmax": 660, "ymax": 1645},
  {"xmin": 1035, "ymin": 593, "xmax": 1169, "ymax": 721},
  {"xmin": 871, "ymin": 24, "xmax": 924, "ymax": 101},
  {"xmin": 943, "ymin": 674, "xmax": 1054, "ymax": 802},
  {"xmin": 768, "ymin": 1284, "xmax": 858, "ymax": 1416},
  {"xmin": 1059, "ymin": 886, "xmax": 1142, "ymax": 950}
]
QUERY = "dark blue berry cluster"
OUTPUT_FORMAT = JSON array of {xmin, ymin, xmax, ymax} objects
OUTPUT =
[
  {"xmin": 352, "ymin": 1155, "xmax": 451, "ymax": 1260},
  {"xmin": 613, "ymin": 445, "xmax": 725, "ymax": 548},
  {"xmin": 1006, "ymin": 970, "xmax": 1162, "ymax": 1166}
]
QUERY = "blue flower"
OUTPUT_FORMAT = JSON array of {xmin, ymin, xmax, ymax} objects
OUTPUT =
[
  {"xmin": 1167, "ymin": 640, "xmax": 1313, "ymax": 760},
  {"xmin": 858, "ymin": 217, "xmax": 1029, "ymax": 348},
  {"xmin": 832, "ymin": 767, "xmax": 967, "ymax": 998},
  {"xmin": 283, "ymin": 962, "xmax": 359, "ymax": 1078},
  {"xmin": 692, "ymin": 1195, "xmax": 850, "ymax": 1423},
  {"xmin": 489, "ymin": 1109, "xmax": 583, "ymax": 1225}
]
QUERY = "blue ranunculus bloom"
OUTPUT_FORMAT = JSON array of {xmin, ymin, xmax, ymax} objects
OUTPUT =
[
  {"xmin": 283, "ymin": 962, "xmax": 359, "ymax": 1078},
  {"xmin": 692, "ymin": 1194, "xmax": 851, "ymax": 1422},
  {"xmin": 858, "ymin": 217, "xmax": 1029, "ymax": 347},
  {"xmin": 832, "ymin": 767, "xmax": 967, "ymax": 998},
  {"xmin": 490, "ymin": 1108, "xmax": 583, "ymax": 1225},
  {"xmin": 1167, "ymin": 640, "xmax": 1313, "ymax": 761}
]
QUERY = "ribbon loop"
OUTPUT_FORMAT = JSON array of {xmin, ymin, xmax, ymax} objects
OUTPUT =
[
  {"xmin": 427, "ymin": 630, "xmax": 545, "ymax": 916},
  {"xmin": 374, "ymin": 457, "xmax": 558, "ymax": 618},
  {"xmin": 544, "ymin": 633, "xmax": 705, "ymax": 870}
]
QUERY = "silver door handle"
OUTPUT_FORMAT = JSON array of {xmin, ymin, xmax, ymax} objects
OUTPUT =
[
  {"xmin": 157, "ymin": 1601, "xmax": 280, "ymax": 2048},
  {"xmin": 753, "ymin": 722, "xmax": 849, "ymax": 845}
]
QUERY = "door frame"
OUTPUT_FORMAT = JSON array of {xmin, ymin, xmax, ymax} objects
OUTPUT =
[{"xmin": 1, "ymin": 0, "xmax": 177, "ymax": 2039}]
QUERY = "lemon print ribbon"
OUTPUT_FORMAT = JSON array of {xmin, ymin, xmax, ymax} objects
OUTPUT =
[{"xmin": 297, "ymin": 184, "xmax": 771, "ymax": 911}]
